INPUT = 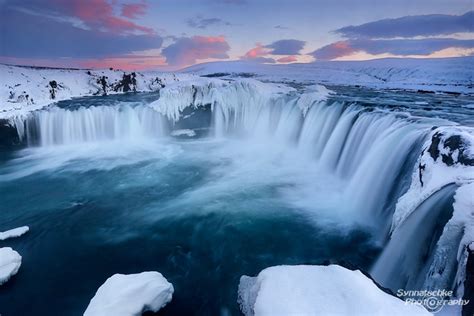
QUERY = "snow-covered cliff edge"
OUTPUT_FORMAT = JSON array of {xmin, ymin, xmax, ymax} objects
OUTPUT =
[{"xmin": 0, "ymin": 64, "xmax": 195, "ymax": 120}]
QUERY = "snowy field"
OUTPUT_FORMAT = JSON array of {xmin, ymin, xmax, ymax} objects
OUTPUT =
[{"xmin": 183, "ymin": 57, "xmax": 474, "ymax": 94}]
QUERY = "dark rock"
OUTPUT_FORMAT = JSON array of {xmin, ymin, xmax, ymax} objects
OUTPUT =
[
  {"xmin": 0, "ymin": 120, "xmax": 20, "ymax": 147},
  {"xmin": 236, "ymin": 72, "xmax": 256, "ymax": 78},
  {"xmin": 191, "ymin": 85, "xmax": 197, "ymax": 104},
  {"xmin": 96, "ymin": 76, "xmax": 108, "ymax": 95},
  {"xmin": 49, "ymin": 80, "xmax": 57, "ymax": 89},
  {"xmin": 445, "ymin": 91, "xmax": 461, "ymax": 96},
  {"xmin": 153, "ymin": 77, "xmax": 165, "ymax": 88},
  {"xmin": 462, "ymin": 245, "xmax": 474, "ymax": 316},
  {"xmin": 49, "ymin": 80, "xmax": 58, "ymax": 99},
  {"xmin": 202, "ymin": 72, "xmax": 230, "ymax": 78},
  {"xmin": 418, "ymin": 161, "xmax": 426, "ymax": 186},
  {"xmin": 427, "ymin": 132, "xmax": 443, "ymax": 161},
  {"xmin": 426, "ymin": 131, "xmax": 474, "ymax": 167},
  {"xmin": 113, "ymin": 73, "xmax": 137, "ymax": 93}
]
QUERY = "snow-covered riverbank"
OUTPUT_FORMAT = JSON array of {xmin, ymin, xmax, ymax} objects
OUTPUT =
[{"xmin": 0, "ymin": 64, "xmax": 196, "ymax": 120}]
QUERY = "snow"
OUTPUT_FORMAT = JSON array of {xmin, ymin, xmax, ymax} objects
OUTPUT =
[
  {"xmin": 238, "ymin": 265, "xmax": 431, "ymax": 316},
  {"xmin": 84, "ymin": 271, "xmax": 174, "ymax": 316},
  {"xmin": 183, "ymin": 57, "xmax": 474, "ymax": 94},
  {"xmin": 0, "ymin": 247, "xmax": 22, "ymax": 285},
  {"xmin": 171, "ymin": 129, "xmax": 196, "ymax": 137},
  {"xmin": 0, "ymin": 64, "xmax": 195, "ymax": 121},
  {"xmin": 0, "ymin": 226, "xmax": 29, "ymax": 241}
]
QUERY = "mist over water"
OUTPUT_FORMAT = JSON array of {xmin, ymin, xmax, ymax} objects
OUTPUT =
[{"xmin": 1, "ymin": 88, "xmax": 472, "ymax": 315}]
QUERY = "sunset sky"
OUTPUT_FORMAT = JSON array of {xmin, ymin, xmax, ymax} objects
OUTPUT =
[{"xmin": 0, "ymin": 0, "xmax": 473, "ymax": 70}]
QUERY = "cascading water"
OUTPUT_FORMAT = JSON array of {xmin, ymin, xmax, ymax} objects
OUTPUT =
[
  {"xmin": 371, "ymin": 184, "xmax": 458, "ymax": 292},
  {"xmin": 7, "ymin": 79, "xmax": 469, "ymax": 305},
  {"xmin": 14, "ymin": 82, "xmax": 429, "ymax": 235},
  {"xmin": 20, "ymin": 104, "xmax": 168, "ymax": 146}
]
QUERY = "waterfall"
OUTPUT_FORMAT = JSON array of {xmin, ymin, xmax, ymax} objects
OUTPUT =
[
  {"xmin": 371, "ymin": 185, "xmax": 457, "ymax": 292},
  {"xmin": 10, "ymin": 79, "xmax": 469, "ymax": 298},
  {"xmin": 20, "ymin": 105, "xmax": 168, "ymax": 146},
  {"xmin": 14, "ymin": 81, "xmax": 428, "ymax": 232}
]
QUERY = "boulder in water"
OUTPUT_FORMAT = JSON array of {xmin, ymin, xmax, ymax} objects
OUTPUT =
[
  {"xmin": 84, "ymin": 271, "xmax": 174, "ymax": 316},
  {"xmin": 0, "ymin": 247, "xmax": 22, "ymax": 285}
]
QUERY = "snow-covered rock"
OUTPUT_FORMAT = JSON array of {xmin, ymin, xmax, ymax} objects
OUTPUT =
[
  {"xmin": 0, "ymin": 64, "xmax": 195, "ymax": 120},
  {"xmin": 238, "ymin": 265, "xmax": 431, "ymax": 316},
  {"xmin": 84, "ymin": 271, "xmax": 174, "ymax": 316},
  {"xmin": 393, "ymin": 127, "xmax": 474, "ymax": 232},
  {"xmin": 0, "ymin": 226, "xmax": 29, "ymax": 241},
  {"xmin": 385, "ymin": 126, "xmax": 474, "ymax": 298},
  {"xmin": 183, "ymin": 57, "xmax": 474, "ymax": 94},
  {"xmin": 0, "ymin": 247, "xmax": 22, "ymax": 285}
]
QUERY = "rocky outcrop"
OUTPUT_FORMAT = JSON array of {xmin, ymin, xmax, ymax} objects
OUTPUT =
[
  {"xmin": 427, "ymin": 130, "xmax": 474, "ymax": 167},
  {"xmin": 463, "ymin": 244, "xmax": 474, "ymax": 316},
  {"xmin": 0, "ymin": 119, "xmax": 20, "ymax": 147},
  {"xmin": 112, "ymin": 73, "xmax": 137, "ymax": 93}
]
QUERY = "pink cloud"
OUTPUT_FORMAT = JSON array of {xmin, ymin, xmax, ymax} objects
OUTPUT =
[
  {"xmin": 121, "ymin": 3, "xmax": 148, "ymax": 19},
  {"xmin": 162, "ymin": 36, "xmax": 230, "ymax": 67},
  {"xmin": 311, "ymin": 41, "xmax": 357, "ymax": 60},
  {"xmin": 277, "ymin": 55, "xmax": 297, "ymax": 63},
  {"xmin": 50, "ymin": 0, "xmax": 154, "ymax": 35},
  {"xmin": 243, "ymin": 43, "xmax": 271, "ymax": 59}
]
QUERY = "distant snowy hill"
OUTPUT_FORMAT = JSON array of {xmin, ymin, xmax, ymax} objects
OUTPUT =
[{"xmin": 182, "ymin": 57, "xmax": 474, "ymax": 94}]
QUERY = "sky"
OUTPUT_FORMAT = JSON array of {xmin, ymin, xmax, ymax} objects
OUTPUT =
[{"xmin": 0, "ymin": 0, "xmax": 473, "ymax": 70}]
